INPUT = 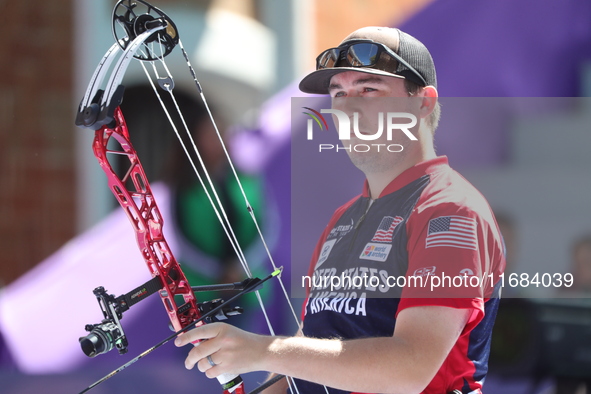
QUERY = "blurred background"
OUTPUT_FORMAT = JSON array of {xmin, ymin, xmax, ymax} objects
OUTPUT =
[{"xmin": 1, "ymin": 0, "xmax": 591, "ymax": 393}]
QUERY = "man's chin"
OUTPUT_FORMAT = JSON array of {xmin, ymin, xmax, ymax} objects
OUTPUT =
[
  {"xmin": 346, "ymin": 147, "xmax": 407, "ymax": 173},
  {"xmin": 345, "ymin": 150, "xmax": 379, "ymax": 171}
]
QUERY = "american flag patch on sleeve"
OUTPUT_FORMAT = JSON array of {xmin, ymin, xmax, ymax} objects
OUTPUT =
[{"xmin": 425, "ymin": 216, "xmax": 478, "ymax": 250}]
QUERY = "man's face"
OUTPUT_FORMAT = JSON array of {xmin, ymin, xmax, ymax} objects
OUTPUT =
[{"xmin": 327, "ymin": 71, "xmax": 421, "ymax": 174}]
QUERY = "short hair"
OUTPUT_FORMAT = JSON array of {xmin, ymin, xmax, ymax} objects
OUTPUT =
[{"xmin": 404, "ymin": 80, "xmax": 441, "ymax": 134}]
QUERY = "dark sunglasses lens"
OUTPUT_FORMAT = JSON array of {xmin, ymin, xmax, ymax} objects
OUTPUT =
[
  {"xmin": 346, "ymin": 43, "xmax": 379, "ymax": 67},
  {"xmin": 317, "ymin": 49, "xmax": 340, "ymax": 69}
]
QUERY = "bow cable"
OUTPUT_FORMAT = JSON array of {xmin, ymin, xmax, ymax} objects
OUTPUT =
[
  {"xmin": 136, "ymin": 38, "xmax": 309, "ymax": 394},
  {"xmin": 138, "ymin": 59, "xmax": 276, "ymax": 335},
  {"xmin": 176, "ymin": 41, "xmax": 324, "ymax": 392},
  {"xmin": 177, "ymin": 39, "xmax": 330, "ymax": 394},
  {"xmin": 180, "ymin": 38, "xmax": 302, "ymax": 326},
  {"xmin": 139, "ymin": 38, "xmax": 290, "ymax": 332}
]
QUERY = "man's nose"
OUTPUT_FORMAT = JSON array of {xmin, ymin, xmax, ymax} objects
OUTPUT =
[{"xmin": 332, "ymin": 95, "xmax": 363, "ymax": 116}]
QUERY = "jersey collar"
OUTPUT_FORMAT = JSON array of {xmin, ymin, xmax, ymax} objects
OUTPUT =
[{"xmin": 362, "ymin": 156, "xmax": 450, "ymax": 198}]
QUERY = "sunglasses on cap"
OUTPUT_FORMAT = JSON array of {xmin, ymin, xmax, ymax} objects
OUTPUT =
[{"xmin": 315, "ymin": 40, "xmax": 427, "ymax": 87}]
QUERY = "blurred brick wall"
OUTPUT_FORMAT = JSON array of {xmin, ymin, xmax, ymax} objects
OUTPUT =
[{"xmin": 0, "ymin": 1, "xmax": 75, "ymax": 285}]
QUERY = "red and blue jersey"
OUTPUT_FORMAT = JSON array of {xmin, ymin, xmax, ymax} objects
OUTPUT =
[{"xmin": 298, "ymin": 156, "xmax": 506, "ymax": 394}]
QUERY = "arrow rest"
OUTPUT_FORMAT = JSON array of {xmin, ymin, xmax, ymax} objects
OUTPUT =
[{"xmin": 112, "ymin": 0, "xmax": 179, "ymax": 61}]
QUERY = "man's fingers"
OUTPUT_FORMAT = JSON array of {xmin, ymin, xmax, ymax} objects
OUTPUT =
[
  {"xmin": 196, "ymin": 352, "xmax": 221, "ymax": 373},
  {"xmin": 176, "ymin": 322, "xmax": 257, "ymax": 376},
  {"xmin": 175, "ymin": 323, "xmax": 221, "ymax": 347},
  {"xmin": 184, "ymin": 341, "xmax": 219, "ymax": 370},
  {"xmin": 176, "ymin": 323, "xmax": 229, "ymax": 370}
]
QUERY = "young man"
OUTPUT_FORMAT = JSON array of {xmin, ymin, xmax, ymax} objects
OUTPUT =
[{"xmin": 176, "ymin": 27, "xmax": 506, "ymax": 394}]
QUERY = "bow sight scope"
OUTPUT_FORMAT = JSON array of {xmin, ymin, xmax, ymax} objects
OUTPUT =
[
  {"xmin": 79, "ymin": 286, "xmax": 129, "ymax": 357},
  {"xmin": 80, "ymin": 321, "xmax": 128, "ymax": 357}
]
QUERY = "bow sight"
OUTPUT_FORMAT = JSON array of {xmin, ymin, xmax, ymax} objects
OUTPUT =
[
  {"xmin": 80, "ymin": 286, "xmax": 129, "ymax": 357},
  {"xmin": 79, "ymin": 276, "xmax": 162, "ymax": 357},
  {"xmin": 79, "ymin": 277, "xmax": 257, "ymax": 358}
]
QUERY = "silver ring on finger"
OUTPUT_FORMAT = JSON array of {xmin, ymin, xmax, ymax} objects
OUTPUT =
[{"xmin": 207, "ymin": 355, "xmax": 216, "ymax": 367}]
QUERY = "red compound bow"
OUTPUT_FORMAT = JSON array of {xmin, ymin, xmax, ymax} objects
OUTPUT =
[{"xmin": 75, "ymin": 1, "xmax": 298, "ymax": 393}]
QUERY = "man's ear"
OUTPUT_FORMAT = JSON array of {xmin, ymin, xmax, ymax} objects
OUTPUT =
[{"xmin": 418, "ymin": 86, "xmax": 438, "ymax": 120}]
